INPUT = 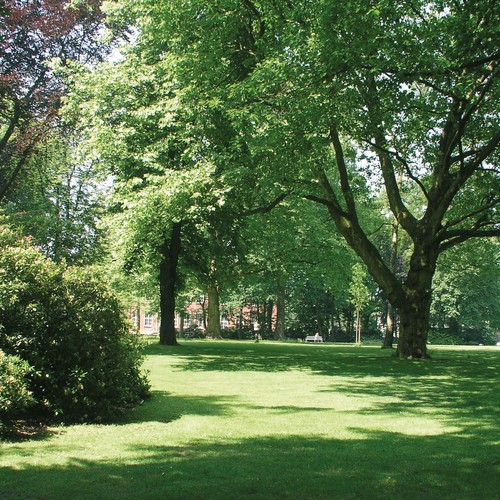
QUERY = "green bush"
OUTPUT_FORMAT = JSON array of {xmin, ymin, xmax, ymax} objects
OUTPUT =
[
  {"xmin": 428, "ymin": 328, "xmax": 497, "ymax": 346},
  {"xmin": 428, "ymin": 330, "xmax": 461, "ymax": 345},
  {"xmin": 0, "ymin": 347, "xmax": 35, "ymax": 436},
  {"xmin": 0, "ymin": 225, "xmax": 150, "ymax": 423}
]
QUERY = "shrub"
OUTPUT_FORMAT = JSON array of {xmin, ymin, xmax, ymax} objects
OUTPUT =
[
  {"xmin": 0, "ymin": 347, "xmax": 34, "ymax": 436},
  {"xmin": 0, "ymin": 224, "xmax": 150, "ymax": 423}
]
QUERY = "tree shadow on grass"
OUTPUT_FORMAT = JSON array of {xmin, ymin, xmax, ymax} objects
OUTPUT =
[
  {"xmin": 0, "ymin": 431, "xmax": 498, "ymax": 499},
  {"xmin": 147, "ymin": 341, "xmax": 402, "ymax": 375},
  {"xmin": 145, "ymin": 342, "xmax": 500, "ymax": 436},
  {"xmin": 116, "ymin": 391, "xmax": 238, "ymax": 426}
]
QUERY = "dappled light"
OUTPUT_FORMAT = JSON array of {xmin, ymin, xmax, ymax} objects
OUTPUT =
[{"xmin": 2, "ymin": 342, "xmax": 498, "ymax": 498}]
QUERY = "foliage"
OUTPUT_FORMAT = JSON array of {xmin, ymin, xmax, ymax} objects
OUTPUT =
[
  {"xmin": 0, "ymin": 0, "xmax": 109, "ymax": 202},
  {"xmin": 431, "ymin": 239, "xmax": 500, "ymax": 335},
  {"xmin": 3, "ymin": 128, "xmax": 107, "ymax": 265},
  {"xmin": 0, "ymin": 347, "xmax": 35, "ymax": 436},
  {"xmin": 117, "ymin": 0, "xmax": 499, "ymax": 358},
  {"xmin": 0, "ymin": 223, "xmax": 150, "ymax": 423}
]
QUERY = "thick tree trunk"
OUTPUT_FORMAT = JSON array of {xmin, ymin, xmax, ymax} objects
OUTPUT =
[
  {"xmin": 397, "ymin": 302, "xmax": 430, "ymax": 359},
  {"xmin": 205, "ymin": 284, "xmax": 222, "ymax": 339},
  {"xmin": 395, "ymin": 246, "xmax": 436, "ymax": 359},
  {"xmin": 274, "ymin": 293, "xmax": 285, "ymax": 340},
  {"xmin": 159, "ymin": 223, "xmax": 182, "ymax": 346}
]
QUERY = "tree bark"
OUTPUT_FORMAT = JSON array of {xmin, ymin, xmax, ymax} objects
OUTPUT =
[
  {"xmin": 316, "ymin": 303, "xmax": 324, "ymax": 337},
  {"xmin": 265, "ymin": 300, "xmax": 274, "ymax": 335},
  {"xmin": 178, "ymin": 312, "xmax": 185, "ymax": 338},
  {"xmin": 383, "ymin": 302, "xmax": 396, "ymax": 348},
  {"xmin": 395, "ymin": 242, "xmax": 437, "ymax": 359},
  {"xmin": 397, "ymin": 300, "xmax": 431, "ymax": 359},
  {"xmin": 355, "ymin": 308, "xmax": 361, "ymax": 343},
  {"xmin": 205, "ymin": 283, "xmax": 222, "ymax": 339},
  {"xmin": 383, "ymin": 176, "xmax": 401, "ymax": 349},
  {"xmin": 274, "ymin": 292, "xmax": 285, "ymax": 340},
  {"xmin": 159, "ymin": 222, "xmax": 182, "ymax": 346}
]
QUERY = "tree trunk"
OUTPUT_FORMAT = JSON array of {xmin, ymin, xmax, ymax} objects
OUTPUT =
[
  {"xmin": 395, "ymin": 246, "xmax": 436, "ymax": 359},
  {"xmin": 178, "ymin": 312, "xmax": 185, "ymax": 338},
  {"xmin": 355, "ymin": 308, "xmax": 361, "ymax": 343},
  {"xmin": 397, "ymin": 301, "xmax": 430, "ymax": 359},
  {"xmin": 237, "ymin": 308, "xmax": 243, "ymax": 340},
  {"xmin": 266, "ymin": 300, "xmax": 274, "ymax": 335},
  {"xmin": 315, "ymin": 303, "xmax": 324, "ymax": 337},
  {"xmin": 159, "ymin": 222, "xmax": 182, "ymax": 346},
  {"xmin": 274, "ymin": 292, "xmax": 285, "ymax": 340},
  {"xmin": 383, "ymin": 185, "xmax": 400, "ymax": 348},
  {"xmin": 383, "ymin": 302, "xmax": 396, "ymax": 348},
  {"xmin": 205, "ymin": 284, "xmax": 222, "ymax": 339}
]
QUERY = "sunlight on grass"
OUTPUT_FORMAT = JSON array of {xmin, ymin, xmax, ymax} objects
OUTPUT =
[{"xmin": 1, "ymin": 341, "xmax": 499, "ymax": 499}]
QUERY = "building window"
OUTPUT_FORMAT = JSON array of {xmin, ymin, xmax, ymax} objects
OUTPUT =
[
  {"xmin": 221, "ymin": 317, "xmax": 229, "ymax": 329},
  {"xmin": 131, "ymin": 309, "xmax": 139, "ymax": 328},
  {"xmin": 144, "ymin": 314, "xmax": 153, "ymax": 328}
]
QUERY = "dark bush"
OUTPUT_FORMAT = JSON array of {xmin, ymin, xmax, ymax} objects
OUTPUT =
[
  {"xmin": 0, "ymin": 347, "xmax": 35, "ymax": 436},
  {"xmin": 0, "ymin": 225, "xmax": 150, "ymax": 423}
]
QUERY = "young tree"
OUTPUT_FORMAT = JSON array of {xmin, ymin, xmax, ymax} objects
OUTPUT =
[{"xmin": 349, "ymin": 263, "xmax": 371, "ymax": 344}]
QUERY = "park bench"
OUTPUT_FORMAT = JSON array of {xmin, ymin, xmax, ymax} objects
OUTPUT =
[{"xmin": 305, "ymin": 335, "xmax": 323, "ymax": 343}]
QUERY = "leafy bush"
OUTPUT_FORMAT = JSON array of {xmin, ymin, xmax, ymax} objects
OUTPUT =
[
  {"xmin": 0, "ymin": 224, "xmax": 150, "ymax": 423},
  {"xmin": 0, "ymin": 347, "xmax": 35, "ymax": 435},
  {"xmin": 427, "ymin": 330, "xmax": 461, "ymax": 345},
  {"xmin": 428, "ymin": 328, "xmax": 497, "ymax": 346}
]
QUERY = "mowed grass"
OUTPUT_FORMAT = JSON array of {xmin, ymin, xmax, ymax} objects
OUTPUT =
[{"xmin": 1, "ymin": 341, "xmax": 499, "ymax": 499}]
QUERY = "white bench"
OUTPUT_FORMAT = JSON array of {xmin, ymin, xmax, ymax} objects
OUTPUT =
[{"xmin": 305, "ymin": 335, "xmax": 323, "ymax": 343}]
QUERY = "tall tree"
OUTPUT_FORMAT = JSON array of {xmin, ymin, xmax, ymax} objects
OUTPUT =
[
  {"xmin": 0, "ymin": 0, "xmax": 108, "ymax": 202},
  {"xmin": 133, "ymin": 0, "xmax": 499, "ymax": 358}
]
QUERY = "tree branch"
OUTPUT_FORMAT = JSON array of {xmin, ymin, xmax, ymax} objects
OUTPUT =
[
  {"xmin": 329, "ymin": 126, "xmax": 357, "ymax": 218},
  {"xmin": 242, "ymin": 192, "xmax": 288, "ymax": 217},
  {"xmin": 439, "ymin": 228, "xmax": 500, "ymax": 252}
]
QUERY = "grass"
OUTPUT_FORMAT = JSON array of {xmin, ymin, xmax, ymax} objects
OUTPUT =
[{"xmin": 1, "ymin": 340, "xmax": 499, "ymax": 499}]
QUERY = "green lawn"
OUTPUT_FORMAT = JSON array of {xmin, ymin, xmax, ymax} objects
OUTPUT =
[{"xmin": 1, "ymin": 341, "xmax": 499, "ymax": 499}]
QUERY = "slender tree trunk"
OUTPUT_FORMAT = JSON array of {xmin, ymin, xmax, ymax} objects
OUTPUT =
[
  {"xmin": 383, "ymin": 170, "xmax": 402, "ymax": 348},
  {"xmin": 205, "ymin": 284, "xmax": 222, "ymax": 339},
  {"xmin": 274, "ymin": 292, "xmax": 285, "ymax": 340},
  {"xmin": 159, "ymin": 223, "xmax": 182, "ymax": 346},
  {"xmin": 266, "ymin": 300, "xmax": 274, "ymax": 335},
  {"xmin": 236, "ymin": 308, "xmax": 243, "ymax": 339},
  {"xmin": 355, "ymin": 308, "xmax": 361, "ymax": 343},
  {"xmin": 200, "ymin": 296, "xmax": 207, "ymax": 330},
  {"xmin": 384, "ymin": 302, "xmax": 396, "ymax": 347},
  {"xmin": 179, "ymin": 312, "xmax": 185, "ymax": 338}
]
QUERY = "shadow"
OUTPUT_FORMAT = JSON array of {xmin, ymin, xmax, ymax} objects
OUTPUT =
[
  {"xmin": 143, "ymin": 342, "xmax": 500, "ymax": 438},
  {"xmin": 2, "ymin": 342, "xmax": 498, "ymax": 498},
  {"xmin": 145, "ymin": 341, "xmax": 399, "ymax": 375},
  {"xmin": 1, "ymin": 432, "xmax": 498, "ymax": 499},
  {"xmin": 115, "ymin": 391, "xmax": 238, "ymax": 426}
]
